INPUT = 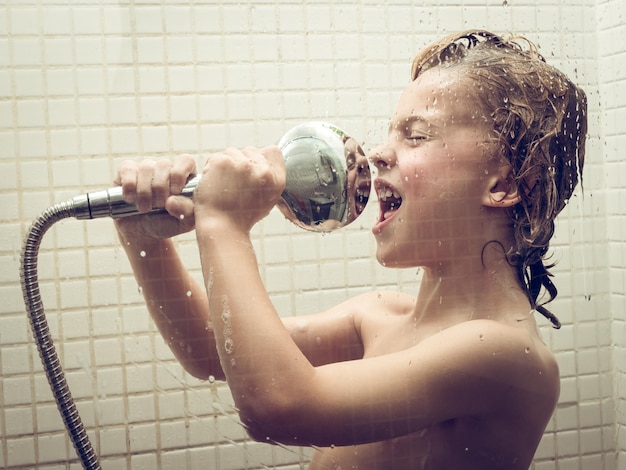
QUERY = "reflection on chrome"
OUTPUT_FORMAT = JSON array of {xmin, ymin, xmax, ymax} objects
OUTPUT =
[{"xmin": 277, "ymin": 122, "xmax": 371, "ymax": 232}]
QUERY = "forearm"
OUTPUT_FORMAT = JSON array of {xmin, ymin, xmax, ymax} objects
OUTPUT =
[
  {"xmin": 117, "ymin": 228, "xmax": 224, "ymax": 380},
  {"xmin": 196, "ymin": 220, "xmax": 314, "ymax": 416}
]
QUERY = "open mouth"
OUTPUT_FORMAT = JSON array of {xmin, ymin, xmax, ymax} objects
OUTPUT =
[{"xmin": 376, "ymin": 183, "xmax": 402, "ymax": 222}]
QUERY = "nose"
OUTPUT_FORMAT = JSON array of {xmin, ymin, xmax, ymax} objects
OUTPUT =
[{"xmin": 368, "ymin": 145, "xmax": 397, "ymax": 171}]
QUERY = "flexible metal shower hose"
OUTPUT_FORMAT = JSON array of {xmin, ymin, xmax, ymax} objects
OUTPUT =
[{"xmin": 20, "ymin": 201, "xmax": 101, "ymax": 470}]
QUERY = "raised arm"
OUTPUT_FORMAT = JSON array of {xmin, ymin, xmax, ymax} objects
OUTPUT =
[
  {"xmin": 114, "ymin": 155, "xmax": 224, "ymax": 379},
  {"xmin": 113, "ymin": 154, "xmax": 366, "ymax": 380}
]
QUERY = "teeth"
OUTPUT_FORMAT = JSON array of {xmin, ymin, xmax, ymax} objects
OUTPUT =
[{"xmin": 377, "ymin": 189, "xmax": 401, "ymax": 200}]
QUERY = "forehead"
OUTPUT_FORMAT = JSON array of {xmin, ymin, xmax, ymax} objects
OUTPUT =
[{"xmin": 394, "ymin": 68, "xmax": 484, "ymax": 127}]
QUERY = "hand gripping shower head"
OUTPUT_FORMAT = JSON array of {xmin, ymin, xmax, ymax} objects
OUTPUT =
[
  {"xmin": 70, "ymin": 175, "xmax": 200, "ymax": 220},
  {"xmin": 68, "ymin": 122, "xmax": 371, "ymax": 231}
]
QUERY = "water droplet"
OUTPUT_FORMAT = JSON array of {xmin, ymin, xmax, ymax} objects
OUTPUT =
[
  {"xmin": 296, "ymin": 320, "xmax": 309, "ymax": 332},
  {"xmin": 224, "ymin": 338, "xmax": 234, "ymax": 354},
  {"xmin": 524, "ymin": 347, "xmax": 531, "ymax": 354},
  {"xmin": 186, "ymin": 290, "xmax": 192, "ymax": 297},
  {"xmin": 479, "ymin": 334, "xmax": 484, "ymax": 342},
  {"xmin": 139, "ymin": 250, "xmax": 146, "ymax": 257},
  {"xmin": 179, "ymin": 214, "xmax": 185, "ymax": 220}
]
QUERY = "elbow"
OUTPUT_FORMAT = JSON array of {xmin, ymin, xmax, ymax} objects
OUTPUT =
[
  {"xmin": 187, "ymin": 367, "xmax": 226, "ymax": 382},
  {"xmin": 237, "ymin": 394, "xmax": 309, "ymax": 445},
  {"xmin": 176, "ymin": 353, "xmax": 226, "ymax": 382}
]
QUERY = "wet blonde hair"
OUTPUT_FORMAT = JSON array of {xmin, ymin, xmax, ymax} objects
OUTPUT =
[{"xmin": 411, "ymin": 30, "xmax": 587, "ymax": 328}]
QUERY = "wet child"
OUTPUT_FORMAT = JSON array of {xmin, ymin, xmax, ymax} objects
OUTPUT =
[{"xmin": 114, "ymin": 30, "xmax": 586, "ymax": 469}]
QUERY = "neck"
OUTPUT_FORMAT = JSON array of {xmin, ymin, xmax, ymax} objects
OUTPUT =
[{"xmin": 412, "ymin": 240, "xmax": 531, "ymax": 327}]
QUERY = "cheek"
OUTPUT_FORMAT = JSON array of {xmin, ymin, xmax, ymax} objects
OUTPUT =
[{"xmin": 399, "ymin": 159, "xmax": 453, "ymax": 198}]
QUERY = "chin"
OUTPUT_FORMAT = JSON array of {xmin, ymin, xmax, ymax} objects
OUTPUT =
[{"xmin": 376, "ymin": 251, "xmax": 407, "ymax": 269}]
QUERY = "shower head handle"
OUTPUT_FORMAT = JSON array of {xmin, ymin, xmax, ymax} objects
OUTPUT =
[{"xmin": 71, "ymin": 175, "xmax": 200, "ymax": 220}]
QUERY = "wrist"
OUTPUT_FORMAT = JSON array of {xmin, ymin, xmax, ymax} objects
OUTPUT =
[
  {"xmin": 194, "ymin": 212, "xmax": 251, "ymax": 239},
  {"xmin": 115, "ymin": 221, "xmax": 170, "ymax": 249}
]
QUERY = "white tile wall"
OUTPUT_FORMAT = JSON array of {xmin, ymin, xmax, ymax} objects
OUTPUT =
[
  {"xmin": 600, "ymin": 0, "xmax": 626, "ymax": 468},
  {"xmin": 0, "ymin": 0, "xmax": 621, "ymax": 469}
]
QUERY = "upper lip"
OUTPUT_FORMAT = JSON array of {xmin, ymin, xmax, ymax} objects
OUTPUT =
[{"xmin": 374, "ymin": 179, "xmax": 402, "ymax": 200}]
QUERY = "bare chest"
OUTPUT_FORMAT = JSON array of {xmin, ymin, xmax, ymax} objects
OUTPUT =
[
  {"xmin": 308, "ymin": 431, "xmax": 432, "ymax": 469},
  {"xmin": 308, "ymin": 419, "xmax": 528, "ymax": 470}
]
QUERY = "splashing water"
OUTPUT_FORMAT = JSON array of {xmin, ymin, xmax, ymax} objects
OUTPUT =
[
  {"xmin": 295, "ymin": 320, "xmax": 310, "ymax": 332},
  {"xmin": 206, "ymin": 266, "xmax": 214, "ymax": 297},
  {"xmin": 221, "ymin": 294, "xmax": 234, "ymax": 354}
]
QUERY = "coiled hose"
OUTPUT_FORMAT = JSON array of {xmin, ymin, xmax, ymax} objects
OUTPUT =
[{"xmin": 20, "ymin": 201, "xmax": 101, "ymax": 470}]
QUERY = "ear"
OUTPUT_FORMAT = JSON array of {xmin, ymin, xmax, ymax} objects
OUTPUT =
[{"xmin": 482, "ymin": 165, "xmax": 521, "ymax": 208}]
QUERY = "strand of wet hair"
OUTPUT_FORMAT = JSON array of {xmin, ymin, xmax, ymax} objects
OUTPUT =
[
  {"xmin": 524, "ymin": 260, "xmax": 561, "ymax": 329},
  {"xmin": 482, "ymin": 240, "xmax": 562, "ymax": 329}
]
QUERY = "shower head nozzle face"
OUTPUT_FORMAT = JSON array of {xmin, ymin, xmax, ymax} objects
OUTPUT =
[{"xmin": 277, "ymin": 122, "xmax": 371, "ymax": 232}]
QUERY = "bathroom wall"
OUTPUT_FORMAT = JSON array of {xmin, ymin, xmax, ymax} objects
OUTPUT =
[
  {"xmin": 601, "ymin": 0, "xmax": 626, "ymax": 468},
  {"xmin": 0, "ymin": 1, "xmax": 619, "ymax": 469}
]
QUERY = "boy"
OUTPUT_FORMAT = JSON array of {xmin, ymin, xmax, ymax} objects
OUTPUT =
[{"xmin": 114, "ymin": 30, "xmax": 586, "ymax": 469}]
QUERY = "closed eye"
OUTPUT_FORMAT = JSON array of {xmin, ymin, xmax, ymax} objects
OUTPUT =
[{"xmin": 405, "ymin": 134, "xmax": 430, "ymax": 145}]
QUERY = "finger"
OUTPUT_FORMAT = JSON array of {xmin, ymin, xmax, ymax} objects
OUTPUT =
[
  {"xmin": 116, "ymin": 160, "xmax": 139, "ymax": 204},
  {"xmin": 261, "ymin": 145, "xmax": 286, "ymax": 188},
  {"xmin": 152, "ymin": 159, "xmax": 173, "ymax": 208},
  {"xmin": 136, "ymin": 159, "xmax": 156, "ymax": 213},
  {"xmin": 261, "ymin": 145, "xmax": 284, "ymax": 167},
  {"xmin": 170, "ymin": 154, "xmax": 197, "ymax": 194}
]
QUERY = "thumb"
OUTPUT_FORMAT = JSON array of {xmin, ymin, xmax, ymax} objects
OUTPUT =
[
  {"xmin": 165, "ymin": 195, "xmax": 195, "ymax": 227},
  {"xmin": 261, "ymin": 145, "xmax": 283, "ymax": 162}
]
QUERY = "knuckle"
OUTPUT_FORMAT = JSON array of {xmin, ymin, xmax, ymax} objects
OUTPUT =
[
  {"xmin": 138, "ymin": 158, "xmax": 156, "ymax": 172},
  {"xmin": 155, "ymin": 158, "xmax": 173, "ymax": 170}
]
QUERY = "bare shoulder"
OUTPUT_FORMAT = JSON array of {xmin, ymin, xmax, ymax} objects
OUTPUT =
[
  {"xmin": 282, "ymin": 290, "xmax": 413, "ymax": 366},
  {"xmin": 424, "ymin": 319, "xmax": 560, "ymax": 400}
]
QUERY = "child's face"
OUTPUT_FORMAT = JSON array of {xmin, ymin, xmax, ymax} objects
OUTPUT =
[{"xmin": 370, "ymin": 67, "xmax": 504, "ymax": 269}]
